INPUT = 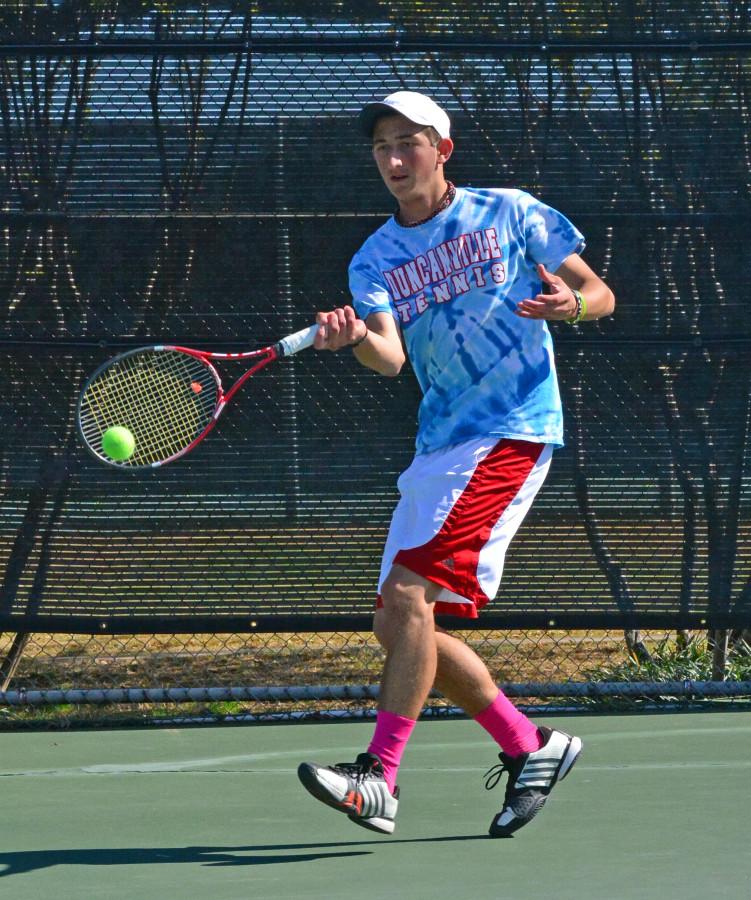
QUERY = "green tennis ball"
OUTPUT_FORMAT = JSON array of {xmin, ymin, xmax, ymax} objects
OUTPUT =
[{"xmin": 101, "ymin": 426, "xmax": 135, "ymax": 461}]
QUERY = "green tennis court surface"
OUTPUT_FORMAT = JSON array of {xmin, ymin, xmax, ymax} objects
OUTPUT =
[{"xmin": 1, "ymin": 712, "xmax": 748, "ymax": 900}]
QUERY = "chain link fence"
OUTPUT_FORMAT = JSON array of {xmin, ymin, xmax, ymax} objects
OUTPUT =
[
  {"xmin": 2, "ymin": 630, "xmax": 750, "ymax": 726},
  {"xmin": 1, "ymin": 2, "xmax": 750, "ymax": 723}
]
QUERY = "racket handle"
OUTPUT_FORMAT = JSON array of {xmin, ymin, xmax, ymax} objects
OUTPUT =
[{"xmin": 277, "ymin": 324, "xmax": 318, "ymax": 357}]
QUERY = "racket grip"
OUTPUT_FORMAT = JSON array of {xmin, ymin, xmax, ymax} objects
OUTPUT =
[{"xmin": 277, "ymin": 324, "xmax": 318, "ymax": 357}]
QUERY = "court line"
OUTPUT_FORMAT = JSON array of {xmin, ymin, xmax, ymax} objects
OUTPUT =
[
  {"xmin": 2, "ymin": 758, "xmax": 751, "ymax": 778},
  {"xmin": 0, "ymin": 746, "xmax": 369, "ymax": 778},
  {"xmin": 2, "ymin": 723, "xmax": 748, "ymax": 778},
  {"xmin": 419, "ymin": 760, "xmax": 751, "ymax": 773}
]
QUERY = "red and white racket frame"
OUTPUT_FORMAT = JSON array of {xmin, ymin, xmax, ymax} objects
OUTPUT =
[{"xmin": 79, "ymin": 323, "xmax": 318, "ymax": 469}]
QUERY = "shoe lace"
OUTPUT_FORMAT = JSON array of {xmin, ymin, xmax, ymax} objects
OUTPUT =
[
  {"xmin": 483, "ymin": 753, "xmax": 515, "ymax": 792},
  {"xmin": 333, "ymin": 755, "xmax": 380, "ymax": 783}
]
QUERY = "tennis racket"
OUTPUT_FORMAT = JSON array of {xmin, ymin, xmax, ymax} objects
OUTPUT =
[{"xmin": 77, "ymin": 324, "xmax": 318, "ymax": 470}]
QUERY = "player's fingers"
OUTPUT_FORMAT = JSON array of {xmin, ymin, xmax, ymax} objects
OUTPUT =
[
  {"xmin": 313, "ymin": 312, "xmax": 328, "ymax": 349},
  {"xmin": 533, "ymin": 288, "xmax": 571, "ymax": 315},
  {"xmin": 516, "ymin": 300, "xmax": 544, "ymax": 316},
  {"xmin": 330, "ymin": 308, "xmax": 356, "ymax": 350},
  {"xmin": 342, "ymin": 306, "xmax": 361, "ymax": 341},
  {"xmin": 314, "ymin": 307, "xmax": 363, "ymax": 350},
  {"xmin": 537, "ymin": 263, "xmax": 561, "ymax": 285},
  {"xmin": 537, "ymin": 263, "xmax": 552, "ymax": 281},
  {"xmin": 314, "ymin": 310, "xmax": 341, "ymax": 349},
  {"xmin": 524, "ymin": 296, "xmax": 552, "ymax": 313},
  {"xmin": 537, "ymin": 264, "xmax": 568, "ymax": 295},
  {"xmin": 329, "ymin": 309, "xmax": 344, "ymax": 339},
  {"xmin": 518, "ymin": 296, "xmax": 568, "ymax": 319}
]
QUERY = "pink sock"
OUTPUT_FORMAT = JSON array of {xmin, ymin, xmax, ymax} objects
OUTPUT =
[
  {"xmin": 474, "ymin": 691, "xmax": 543, "ymax": 757},
  {"xmin": 367, "ymin": 710, "xmax": 417, "ymax": 793}
]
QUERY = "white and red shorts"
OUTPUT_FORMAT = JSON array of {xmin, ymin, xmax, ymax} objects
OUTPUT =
[{"xmin": 377, "ymin": 437, "xmax": 553, "ymax": 619}]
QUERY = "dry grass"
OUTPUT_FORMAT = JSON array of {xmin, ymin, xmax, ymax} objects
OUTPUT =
[{"xmin": 0, "ymin": 629, "xmax": 651, "ymax": 689}]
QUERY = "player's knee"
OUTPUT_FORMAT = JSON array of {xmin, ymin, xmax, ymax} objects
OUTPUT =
[{"xmin": 379, "ymin": 575, "xmax": 434, "ymax": 628}]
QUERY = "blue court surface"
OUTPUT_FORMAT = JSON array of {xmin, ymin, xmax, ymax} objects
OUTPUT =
[{"xmin": 0, "ymin": 711, "xmax": 748, "ymax": 900}]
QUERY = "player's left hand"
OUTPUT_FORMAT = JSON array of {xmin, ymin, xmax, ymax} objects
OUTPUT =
[{"xmin": 515, "ymin": 263, "xmax": 578, "ymax": 321}]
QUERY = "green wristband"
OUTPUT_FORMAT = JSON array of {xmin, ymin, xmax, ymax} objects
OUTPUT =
[{"xmin": 565, "ymin": 290, "xmax": 586, "ymax": 324}]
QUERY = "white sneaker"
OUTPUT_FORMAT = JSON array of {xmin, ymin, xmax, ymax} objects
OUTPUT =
[{"xmin": 297, "ymin": 752, "xmax": 399, "ymax": 834}]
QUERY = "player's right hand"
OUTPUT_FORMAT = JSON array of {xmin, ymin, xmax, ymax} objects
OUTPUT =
[{"xmin": 314, "ymin": 306, "xmax": 367, "ymax": 351}]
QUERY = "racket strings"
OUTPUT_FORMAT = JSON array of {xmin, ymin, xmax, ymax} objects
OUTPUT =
[{"xmin": 79, "ymin": 350, "xmax": 218, "ymax": 465}]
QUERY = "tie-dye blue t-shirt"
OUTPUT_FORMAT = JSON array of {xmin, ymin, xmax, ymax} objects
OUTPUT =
[{"xmin": 349, "ymin": 187, "xmax": 585, "ymax": 455}]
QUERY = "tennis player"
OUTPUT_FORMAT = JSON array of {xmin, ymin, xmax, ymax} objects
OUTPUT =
[{"xmin": 298, "ymin": 91, "xmax": 615, "ymax": 837}]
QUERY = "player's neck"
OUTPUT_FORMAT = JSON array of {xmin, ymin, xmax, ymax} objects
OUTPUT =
[{"xmin": 396, "ymin": 178, "xmax": 452, "ymax": 227}]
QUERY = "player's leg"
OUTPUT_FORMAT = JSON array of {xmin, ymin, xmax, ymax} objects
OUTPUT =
[
  {"xmin": 297, "ymin": 445, "xmax": 449, "ymax": 833},
  {"xmin": 433, "ymin": 626, "xmax": 498, "ymax": 715},
  {"xmin": 296, "ymin": 568, "xmax": 434, "ymax": 835},
  {"xmin": 433, "ymin": 627, "xmax": 542, "ymax": 752},
  {"xmin": 373, "ymin": 564, "xmax": 439, "ymax": 719},
  {"xmin": 431, "ymin": 625, "xmax": 581, "ymax": 837},
  {"xmin": 396, "ymin": 437, "xmax": 581, "ymax": 838}
]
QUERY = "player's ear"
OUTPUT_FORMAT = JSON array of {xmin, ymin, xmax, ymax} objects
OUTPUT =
[{"xmin": 436, "ymin": 137, "xmax": 454, "ymax": 165}]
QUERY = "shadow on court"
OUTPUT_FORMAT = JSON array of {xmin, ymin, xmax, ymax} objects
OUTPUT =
[{"xmin": 0, "ymin": 835, "xmax": 486, "ymax": 878}]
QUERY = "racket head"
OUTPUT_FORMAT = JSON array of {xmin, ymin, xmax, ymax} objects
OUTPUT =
[{"xmin": 77, "ymin": 346, "xmax": 222, "ymax": 469}]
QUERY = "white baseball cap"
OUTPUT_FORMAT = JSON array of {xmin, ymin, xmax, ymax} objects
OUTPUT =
[{"xmin": 359, "ymin": 91, "xmax": 451, "ymax": 139}]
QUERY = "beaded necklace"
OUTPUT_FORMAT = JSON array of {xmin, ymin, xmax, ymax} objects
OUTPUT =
[{"xmin": 397, "ymin": 181, "xmax": 456, "ymax": 227}]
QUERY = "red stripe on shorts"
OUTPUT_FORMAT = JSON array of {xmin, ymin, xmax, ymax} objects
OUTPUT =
[{"xmin": 391, "ymin": 439, "xmax": 545, "ymax": 617}]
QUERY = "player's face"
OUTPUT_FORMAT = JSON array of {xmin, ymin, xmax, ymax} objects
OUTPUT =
[{"xmin": 371, "ymin": 114, "xmax": 444, "ymax": 201}]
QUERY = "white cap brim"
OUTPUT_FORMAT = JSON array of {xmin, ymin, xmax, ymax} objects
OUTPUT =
[{"xmin": 359, "ymin": 93, "xmax": 451, "ymax": 139}]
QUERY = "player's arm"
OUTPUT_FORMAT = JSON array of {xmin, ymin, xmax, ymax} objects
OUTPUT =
[
  {"xmin": 314, "ymin": 307, "xmax": 405, "ymax": 377},
  {"xmin": 515, "ymin": 254, "xmax": 615, "ymax": 322}
]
